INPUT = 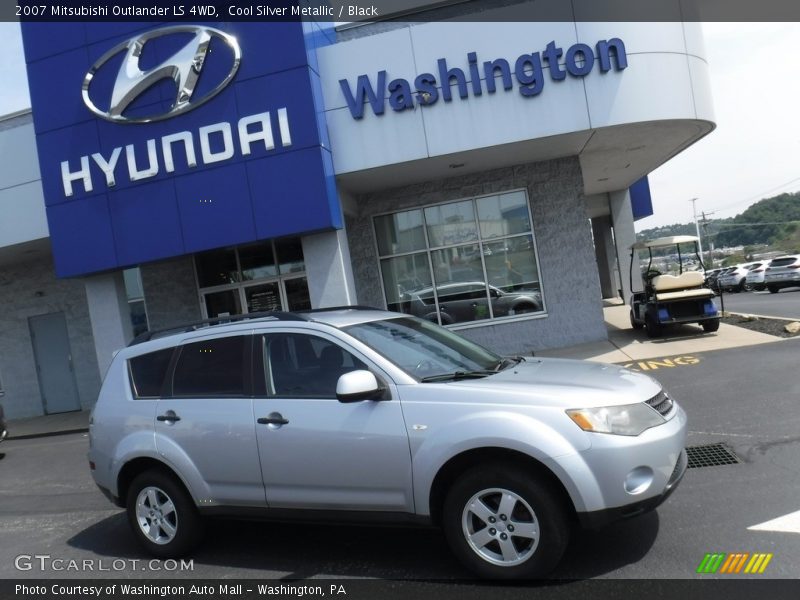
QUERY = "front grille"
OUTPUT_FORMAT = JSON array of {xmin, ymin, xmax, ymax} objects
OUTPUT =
[
  {"xmin": 646, "ymin": 391, "xmax": 674, "ymax": 416},
  {"xmin": 686, "ymin": 443, "xmax": 740, "ymax": 468}
]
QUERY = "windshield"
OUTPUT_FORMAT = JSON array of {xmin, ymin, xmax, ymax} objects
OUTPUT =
[{"xmin": 343, "ymin": 316, "xmax": 502, "ymax": 380}]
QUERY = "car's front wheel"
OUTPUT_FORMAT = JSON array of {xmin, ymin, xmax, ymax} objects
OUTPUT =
[
  {"xmin": 126, "ymin": 469, "xmax": 203, "ymax": 558},
  {"xmin": 442, "ymin": 465, "xmax": 569, "ymax": 579}
]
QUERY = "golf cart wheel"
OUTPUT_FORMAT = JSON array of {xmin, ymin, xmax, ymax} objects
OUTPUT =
[
  {"xmin": 768, "ymin": 286, "xmax": 779, "ymax": 294},
  {"xmin": 630, "ymin": 310, "xmax": 643, "ymax": 330},
  {"xmin": 702, "ymin": 319, "xmax": 720, "ymax": 333},
  {"xmin": 644, "ymin": 315, "xmax": 662, "ymax": 338}
]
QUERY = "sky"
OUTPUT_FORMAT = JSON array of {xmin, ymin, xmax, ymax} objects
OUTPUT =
[{"xmin": 1, "ymin": 21, "xmax": 798, "ymax": 231}]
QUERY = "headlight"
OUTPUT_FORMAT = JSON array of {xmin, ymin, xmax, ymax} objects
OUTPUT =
[{"xmin": 566, "ymin": 403, "xmax": 665, "ymax": 436}]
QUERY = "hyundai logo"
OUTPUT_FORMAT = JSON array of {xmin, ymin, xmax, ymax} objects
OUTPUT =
[{"xmin": 82, "ymin": 25, "xmax": 241, "ymax": 124}]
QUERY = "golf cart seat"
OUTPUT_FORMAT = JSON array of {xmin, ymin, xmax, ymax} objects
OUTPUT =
[{"xmin": 651, "ymin": 272, "xmax": 714, "ymax": 301}]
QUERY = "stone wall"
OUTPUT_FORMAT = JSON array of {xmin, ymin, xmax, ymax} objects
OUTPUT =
[
  {"xmin": 140, "ymin": 257, "xmax": 202, "ymax": 331},
  {"xmin": 345, "ymin": 157, "xmax": 607, "ymax": 354},
  {"xmin": 0, "ymin": 254, "xmax": 100, "ymax": 419}
]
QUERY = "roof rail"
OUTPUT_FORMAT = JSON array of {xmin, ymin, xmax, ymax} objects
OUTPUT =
[
  {"xmin": 296, "ymin": 305, "xmax": 383, "ymax": 314},
  {"xmin": 128, "ymin": 311, "xmax": 309, "ymax": 346}
]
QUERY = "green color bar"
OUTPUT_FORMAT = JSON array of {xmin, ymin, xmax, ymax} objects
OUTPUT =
[
  {"xmin": 697, "ymin": 553, "xmax": 713, "ymax": 573},
  {"xmin": 709, "ymin": 553, "xmax": 726, "ymax": 573}
]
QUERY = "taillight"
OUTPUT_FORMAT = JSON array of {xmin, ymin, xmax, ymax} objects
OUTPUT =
[
  {"xmin": 789, "ymin": 264, "xmax": 800, "ymax": 269},
  {"xmin": 751, "ymin": 269, "xmax": 764, "ymax": 273}
]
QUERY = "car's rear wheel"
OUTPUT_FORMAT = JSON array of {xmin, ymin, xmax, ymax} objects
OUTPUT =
[
  {"xmin": 126, "ymin": 469, "xmax": 203, "ymax": 558},
  {"xmin": 442, "ymin": 465, "xmax": 569, "ymax": 579},
  {"xmin": 768, "ymin": 285, "xmax": 780, "ymax": 294},
  {"xmin": 630, "ymin": 310, "xmax": 643, "ymax": 330}
]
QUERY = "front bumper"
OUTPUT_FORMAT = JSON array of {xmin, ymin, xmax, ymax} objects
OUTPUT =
[{"xmin": 577, "ymin": 448, "xmax": 687, "ymax": 529}]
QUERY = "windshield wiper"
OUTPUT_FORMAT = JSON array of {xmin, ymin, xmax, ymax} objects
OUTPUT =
[
  {"xmin": 493, "ymin": 355, "xmax": 527, "ymax": 371},
  {"xmin": 420, "ymin": 370, "xmax": 497, "ymax": 383}
]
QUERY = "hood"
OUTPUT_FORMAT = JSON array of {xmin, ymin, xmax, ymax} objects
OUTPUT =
[{"xmin": 429, "ymin": 357, "xmax": 662, "ymax": 408}]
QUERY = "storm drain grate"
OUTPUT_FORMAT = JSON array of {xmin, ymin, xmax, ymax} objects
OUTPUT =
[{"xmin": 686, "ymin": 443, "xmax": 741, "ymax": 468}]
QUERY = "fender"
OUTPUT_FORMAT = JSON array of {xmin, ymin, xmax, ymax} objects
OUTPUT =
[
  {"xmin": 409, "ymin": 410, "xmax": 603, "ymax": 515},
  {"xmin": 150, "ymin": 433, "xmax": 214, "ymax": 504}
]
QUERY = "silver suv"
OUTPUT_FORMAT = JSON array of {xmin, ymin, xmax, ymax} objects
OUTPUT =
[{"xmin": 89, "ymin": 307, "xmax": 687, "ymax": 579}]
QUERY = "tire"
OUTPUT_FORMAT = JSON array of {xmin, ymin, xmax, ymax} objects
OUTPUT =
[
  {"xmin": 630, "ymin": 310, "xmax": 643, "ymax": 330},
  {"xmin": 645, "ymin": 315, "xmax": 662, "ymax": 338},
  {"xmin": 126, "ymin": 469, "xmax": 204, "ymax": 558},
  {"xmin": 442, "ymin": 464, "xmax": 570, "ymax": 579},
  {"xmin": 511, "ymin": 302, "xmax": 540, "ymax": 315},
  {"xmin": 702, "ymin": 319, "xmax": 720, "ymax": 333},
  {"xmin": 768, "ymin": 286, "xmax": 780, "ymax": 294},
  {"xmin": 741, "ymin": 280, "xmax": 752, "ymax": 292}
]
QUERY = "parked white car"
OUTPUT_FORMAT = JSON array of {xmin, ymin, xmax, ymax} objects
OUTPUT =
[
  {"xmin": 744, "ymin": 260, "xmax": 773, "ymax": 291},
  {"xmin": 718, "ymin": 263, "xmax": 759, "ymax": 292},
  {"xmin": 765, "ymin": 255, "xmax": 800, "ymax": 293}
]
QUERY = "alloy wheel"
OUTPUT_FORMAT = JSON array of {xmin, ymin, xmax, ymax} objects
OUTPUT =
[
  {"xmin": 135, "ymin": 486, "xmax": 178, "ymax": 545},
  {"xmin": 461, "ymin": 487, "xmax": 540, "ymax": 566}
]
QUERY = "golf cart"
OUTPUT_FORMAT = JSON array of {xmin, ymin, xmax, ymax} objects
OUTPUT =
[{"xmin": 629, "ymin": 235, "xmax": 720, "ymax": 337}]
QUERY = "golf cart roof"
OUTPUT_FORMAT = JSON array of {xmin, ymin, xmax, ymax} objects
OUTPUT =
[{"xmin": 631, "ymin": 235, "xmax": 700, "ymax": 250}]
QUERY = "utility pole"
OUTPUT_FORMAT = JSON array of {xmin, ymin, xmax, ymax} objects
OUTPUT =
[
  {"xmin": 701, "ymin": 211, "xmax": 714, "ymax": 268},
  {"xmin": 690, "ymin": 197, "xmax": 705, "ymax": 268}
]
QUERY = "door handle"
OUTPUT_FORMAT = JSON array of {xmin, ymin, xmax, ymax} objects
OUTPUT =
[
  {"xmin": 157, "ymin": 411, "xmax": 181, "ymax": 422},
  {"xmin": 258, "ymin": 413, "xmax": 289, "ymax": 426}
]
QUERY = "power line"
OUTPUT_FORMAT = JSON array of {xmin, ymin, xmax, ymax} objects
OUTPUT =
[{"xmin": 708, "ymin": 176, "xmax": 800, "ymax": 213}]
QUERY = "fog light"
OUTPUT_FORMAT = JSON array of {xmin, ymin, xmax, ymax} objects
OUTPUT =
[{"xmin": 624, "ymin": 466, "xmax": 654, "ymax": 495}]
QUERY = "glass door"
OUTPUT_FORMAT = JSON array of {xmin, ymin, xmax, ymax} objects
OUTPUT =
[
  {"xmin": 243, "ymin": 282, "xmax": 282, "ymax": 313},
  {"xmin": 203, "ymin": 289, "xmax": 243, "ymax": 319}
]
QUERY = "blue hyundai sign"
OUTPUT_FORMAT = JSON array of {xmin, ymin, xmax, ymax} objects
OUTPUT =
[{"xmin": 21, "ymin": 21, "xmax": 340, "ymax": 277}]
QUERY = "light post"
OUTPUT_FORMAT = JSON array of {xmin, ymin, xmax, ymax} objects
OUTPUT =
[{"xmin": 689, "ymin": 197, "xmax": 706, "ymax": 268}]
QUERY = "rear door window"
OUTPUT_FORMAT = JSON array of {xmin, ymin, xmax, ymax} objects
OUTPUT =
[{"xmin": 172, "ymin": 336, "xmax": 249, "ymax": 397}]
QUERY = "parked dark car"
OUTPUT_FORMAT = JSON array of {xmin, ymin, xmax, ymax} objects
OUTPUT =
[
  {"xmin": 0, "ymin": 402, "xmax": 7, "ymax": 443},
  {"xmin": 400, "ymin": 281, "xmax": 542, "ymax": 324}
]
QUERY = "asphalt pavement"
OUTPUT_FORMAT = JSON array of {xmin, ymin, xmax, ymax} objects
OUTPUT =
[
  {"xmin": 1, "ymin": 338, "xmax": 799, "ymax": 585},
  {"xmin": 720, "ymin": 287, "xmax": 800, "ymax": 320}
]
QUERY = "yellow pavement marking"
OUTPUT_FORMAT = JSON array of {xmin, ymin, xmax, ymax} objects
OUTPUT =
[{"xmin": 621, "ymin": 355, "xmax": 702, "ymax": 372}]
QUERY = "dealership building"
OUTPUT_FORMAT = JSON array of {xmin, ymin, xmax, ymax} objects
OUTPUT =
[{"xmin": 0, "ymin": 8, "xmax": 714, "ymax": 418}]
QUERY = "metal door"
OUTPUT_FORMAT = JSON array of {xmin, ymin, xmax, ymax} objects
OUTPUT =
[
  {"xmin": 253, "ymin": 331, "xmax": 413, "ymax": 512},
  {"xmin": 28, "ymin": 312, "xmax": 81, "ymax": 414}
]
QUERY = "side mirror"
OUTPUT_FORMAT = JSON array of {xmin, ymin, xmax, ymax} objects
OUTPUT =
[{"xmin": 336, "ymin": 370, "xmax": 382, "ymax": 403}]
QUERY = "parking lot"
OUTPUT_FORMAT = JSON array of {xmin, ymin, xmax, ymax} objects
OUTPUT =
[
  {"xmin": 720, "ymin": 286, "xmax": 800, "ymax": 320},
  {"xmin": 1, "ymin": 336, "xmax": 799, "ymax": 584}
]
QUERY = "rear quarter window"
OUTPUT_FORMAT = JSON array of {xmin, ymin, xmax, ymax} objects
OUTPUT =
[{"xmin": 128, "ymin": 348, "xmax": 175, "ymax": 399}]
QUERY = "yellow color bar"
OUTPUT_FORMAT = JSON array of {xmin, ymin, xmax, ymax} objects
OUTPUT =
[{"xmin": 758, "ymin": 554, "xmax": 773, "ymax": 574}]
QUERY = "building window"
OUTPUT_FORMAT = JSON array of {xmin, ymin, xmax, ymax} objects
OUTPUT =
[
  {"xmin": 373, "ymin": 190, "xmax": 545, "ymax": 326},
  {"xmin": 123, "ymin": 268, "xmax": 149, "ymax": 337},
  {"xmin": 194, "ymin": 238, "xmax": 312, "ymax": 319}
]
